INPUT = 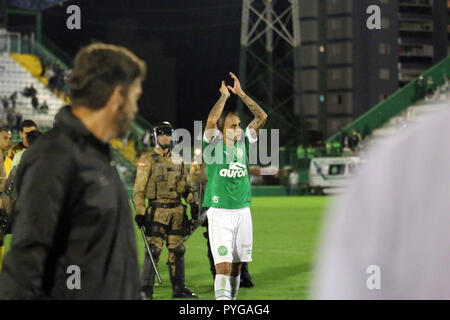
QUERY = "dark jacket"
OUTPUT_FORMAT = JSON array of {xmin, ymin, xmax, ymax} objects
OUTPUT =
[{"xmin": 0, "ymin": 106, "xmax": 140, "ymax": 300}]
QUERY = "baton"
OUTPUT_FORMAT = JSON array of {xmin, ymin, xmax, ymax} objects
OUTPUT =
[
  {"xmin": 131, "ymin": 199, "xmax": 162, "ymax": 285},
  {"xmin": 140, "ymin": 226, "xmax": 162, "ymax": 284}
]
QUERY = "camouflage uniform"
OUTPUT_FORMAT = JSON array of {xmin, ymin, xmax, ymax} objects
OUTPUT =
[{"xmin": 133, "ymin": 146, "xmax": 196, "ymax": 298}]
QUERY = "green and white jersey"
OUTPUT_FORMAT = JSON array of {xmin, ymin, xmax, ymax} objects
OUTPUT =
[{"xmin": 202, "ymin": 127, "xmax": 257, "ymax": 209}]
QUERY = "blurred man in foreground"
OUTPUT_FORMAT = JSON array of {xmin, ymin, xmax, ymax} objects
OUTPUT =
[
  {"xmin": 312, "ymin": 109, "xmax": 450, "ymax": 299},
  {"xmin": 0, "ymin": 43, "xmax": 146, "ymax": 299}
]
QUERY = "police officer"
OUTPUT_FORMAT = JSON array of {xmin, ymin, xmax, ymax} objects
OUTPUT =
[{"xmin": 134, "ymin": 122, "xmax": 198, "ymax": 300}]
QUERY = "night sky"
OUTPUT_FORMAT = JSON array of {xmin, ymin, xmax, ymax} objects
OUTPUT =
[{"xmin": 39, "ymin": 0, "xmax": 243, "ymax": 133}]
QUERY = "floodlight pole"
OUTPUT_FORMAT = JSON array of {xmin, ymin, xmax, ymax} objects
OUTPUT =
[{"xmin": 238, "ymin": 0, "xmax": 303, "ymax": 143}]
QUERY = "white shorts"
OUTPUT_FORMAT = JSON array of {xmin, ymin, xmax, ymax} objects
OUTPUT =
[{"xmin": 207, "ymin": 207, "xmax": 253, "ymax": 264}]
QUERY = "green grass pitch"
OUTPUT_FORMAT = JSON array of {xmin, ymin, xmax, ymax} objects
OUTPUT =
[{"xmin": 3, "ymin": 196, "xmax": 330, "ymax": 300}]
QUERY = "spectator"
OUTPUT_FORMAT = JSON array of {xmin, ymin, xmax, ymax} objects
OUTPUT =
[
  {"xmin": 45, "ymin": 65, "xmax": 55, "ymax": 85},
  {"xmin": 0, "ymin": 128, "xmax": 12, "ymax": 177},
  {"xmin": 10, "ymin": 130, "xmax": 41, "ymax": 174},
  {"xmin": 416, "ymin": 76, "xmax": 425, "ymax": 101},
  {"xmin": 8, "ymin": 120, "xmax": 37, "ymax": 161},
  {"xmin": 297, "ymin": 144, "xmax": 306, "ymax": 159},
  {"xmin": 288, "ymin": 170, "xmax": 299, "ymax": 196},
  {"xmin": 425, "ymin": 76, "xmax": 435, "ymax": 100},
  {"xmin": 9, "ymin": 92, "xmax": 17, "ymax": 109},
  {"xmin": 339, "ymin": 128, "xmax": 353, "ymax": 157},
  {"xmin": 1, "ymin": 129, "xmax": 43, "ymax": 248},
  {"xmin": 21, "ymin": 34, "xmax": 31, "ymax": 54},
  {"xmin": 39, "ymin": 100, "xmax": 49, "ymax": 114},
  {"xmin": 22, "ymin": 87, "xmax": 30, "ymax": 97},
  {"xmin": 306, "ymin": 145, "xmax": 317, "ymax": 160},
  {"xmin": 48, "ymin": 64, "xmax": 65, "ymax": 93},
  {"xmin": 339, "ymin": 128, "xmax": 350, "ymax": 151},
  {"xmin": 0, "ymin": 128, "xmax": 11, "ymax": 272},
  {"xmin": 54, "ymin": 64, "xmax": 65, "ymax": 91},
  {"xmin": 316, "ymin": 140, "xmax": 326, "ymax": 157},
  {"xmin": 14, "ymin": 112, "xmax": 22, "ymax": 131},
  {"xmin": 350, "ymin": 130, "xmax": 362, "ymax": 154},
  {"xmin": 39, "ymin": 58, "xmax": 47, "ymax": 77},
  {"xmin": 297, "ymin": 143, "xmax": 309, "ymax": 168},
  {"xmin": 0, "ymin": 29, "xmax": 7, "ymax": 53},
  {"xmin": 47, "ymin": 65, "xmax": 57, "ymax": 91},
  {"xmin": 325, "ymin": 142, "xmax": 333, "ymax": 156},
  {"xmin": 31, "ymin": 96, "xmax": 39, "ymax": 113},
  {"xmin": 1, "ymin": 96, "xmax": 8, "ymax": 110},
  {"xmin": 6, "ymin": 109, "xmax": 16, "ymax": 131},
  {"xmin": 22, "ymin": 84, "xmax": 37, "ymax": 98},
  {"xmin": 332, "ymin": 141, "xmax": 342, "ymax": 156}
]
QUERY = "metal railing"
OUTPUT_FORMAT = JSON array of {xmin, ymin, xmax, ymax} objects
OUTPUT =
[
  {"xmin": 327, "ymin": 56, "xmax": 450, "ymax": 144},
  {"xmin": 0, "ymin": 30, "xmax": 22, "ymax": 54}
]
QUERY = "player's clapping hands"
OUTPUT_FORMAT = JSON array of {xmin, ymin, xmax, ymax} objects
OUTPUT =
[
  {"xmin": 227, "ymin": 72, "xmax": 245, "ymax": 97},
  {"xmin": 220, "ymin": 80, "xmax": 230, "ymax": 98}
]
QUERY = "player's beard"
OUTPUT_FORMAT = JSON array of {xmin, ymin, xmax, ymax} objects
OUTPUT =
[{"xmin": 115, "ymin": 101, "xmax": 136, "ymax": 139}]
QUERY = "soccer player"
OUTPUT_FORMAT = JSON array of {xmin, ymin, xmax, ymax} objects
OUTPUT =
[{"xmin": 203, "ymin": 72, "xmax": 267, "ymax": 300}]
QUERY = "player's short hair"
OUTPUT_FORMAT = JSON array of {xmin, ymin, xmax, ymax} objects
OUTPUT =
[
  {"xmin": 68, "ymin": 42, "xmax": 147, "ymax": 110},
  {"xmin": 20, "ymin": 120, "xmax": 37, "ymax": 132},
  {"xmin": 217, "ymin": 111, "xmax": 240, "ymax": 133}
]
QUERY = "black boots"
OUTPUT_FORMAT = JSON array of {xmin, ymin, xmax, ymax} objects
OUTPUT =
[
  {"xmin": 172, "ymin": 286, "xmax": 198, "ymax": 298},
  {"xmin": 140, "ymin": 245, "xmax": 161, "ymax": 300},
  {"xmin": 168, "ymin": 245, "xmax": 198, "ymax": 299},
  {"xmin": 140, "ymin": 285, "xmax": 153, "ymax": 300},
  {"xmin": 240, "ymin": 262, "xmax": 254, "ymax": 288}
]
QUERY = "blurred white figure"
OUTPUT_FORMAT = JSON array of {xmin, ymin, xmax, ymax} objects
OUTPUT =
[
  {"xmin": 312, "ymin": 109, "xmax": 450, "ymax": 299},
  {"xmin": 289, "ymin": 170, "xmax": 299, "ymax": 196}
]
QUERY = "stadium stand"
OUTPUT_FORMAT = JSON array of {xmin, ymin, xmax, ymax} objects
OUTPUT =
[
  {"xmin": 366, "ymin": 98, "xmax": 450, "ymax": 144},
  {"xmin": 327, "ymin": 56, "xmax": 450, "ymax": 149},
  {"xmin": 0, "ymin": 49, "xmax": 143, "ymax": 190},
  {"xmin": 0, "ymin": 44, "xmax": 147, "ymax": 187},
  {"xmin": 0, "ymin": 54, "xmax": 64, "ymax": 127}
]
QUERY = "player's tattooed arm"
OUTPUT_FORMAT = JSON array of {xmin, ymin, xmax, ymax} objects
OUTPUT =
[
  {"xmin": 227, "ymin": 71, "xmax": 268, "ymax": 134},
  {"xmin": 207, "ymin": 94, "xmax": 227, "ymax": 124},
  {"xmin": 241, "ymin": 94, "xmax": 267, "ymax": 133},
  {"xmin": 205, "ymin": 81, "xmax": 230, "ymax": 141}
]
